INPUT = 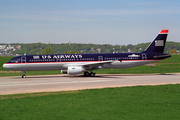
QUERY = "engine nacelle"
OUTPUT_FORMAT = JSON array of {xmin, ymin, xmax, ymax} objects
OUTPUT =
[
  {"xmin": 67, "ymin": 66, "xmax": 85, "ymax": 75},
  {"xmin": 61, "ymin": 70, "xmax": 68, "ymax": 74}
]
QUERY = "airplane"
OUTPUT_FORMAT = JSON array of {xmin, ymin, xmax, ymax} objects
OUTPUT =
[{"xmin": 3, "ymin": 30, "xmax": 171, "ymax": 78}]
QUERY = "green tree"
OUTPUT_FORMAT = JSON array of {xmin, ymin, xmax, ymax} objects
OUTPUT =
[
  {"xmin": 40, "ymin": 47, "xmax": 54, "ymax": 54},
  {"xmin": 64, "ymin": 50, "xmax": 82, "ymax": 54}
]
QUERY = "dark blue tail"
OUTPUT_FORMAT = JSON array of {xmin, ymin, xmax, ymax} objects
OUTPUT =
[{"xmin": 142, "ymin": 30, "xmax": 169, "ymax": 53}]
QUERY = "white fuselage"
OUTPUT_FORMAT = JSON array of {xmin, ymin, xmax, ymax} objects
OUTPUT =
[{"xmin": 3, "ymin": 60, "xmax": 157, "ymax": 71}]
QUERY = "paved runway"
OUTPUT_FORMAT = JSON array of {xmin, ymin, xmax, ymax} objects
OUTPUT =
[{"xmin": 0, "ymin": 73, "xmax": 180, "ymax": 95}]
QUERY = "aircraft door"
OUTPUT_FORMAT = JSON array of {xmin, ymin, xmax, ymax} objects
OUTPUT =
[
  {"xmin": 98, "ymin": 56, "xmax": 103, "ymax": 61},
  {"xmin": 141, "ymin": 53, "xmax": 147, "ymax": 60},
  {"xmin": 21, "ymin": 56, "xmax": 26, "ymax": 63},
  {"xmin": 57, "ymin": 57, "xmax": 61, "ymax": 62}
]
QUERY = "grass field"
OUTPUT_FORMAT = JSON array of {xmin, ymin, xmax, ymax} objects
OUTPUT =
[
  {"xmin": 0, "ymin": 84, "xmax": 180, "ymax": 120},
  {"xmin": 1, "ymin": 56, "xmax": 180, "ymax": 119},
  {"xmin": 0, "ymin": 55, "xmax": 180, "ymax": 77}
]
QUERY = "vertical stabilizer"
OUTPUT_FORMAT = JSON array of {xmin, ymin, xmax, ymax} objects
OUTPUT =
[{"xmin": 142, "ymin": 30, "xmax": 169, "ymax": 53}]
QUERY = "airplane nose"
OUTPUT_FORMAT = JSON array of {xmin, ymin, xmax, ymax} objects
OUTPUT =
[{"xmin": 3, "ymin": 64, "xmax": 9, "ymax": 70}]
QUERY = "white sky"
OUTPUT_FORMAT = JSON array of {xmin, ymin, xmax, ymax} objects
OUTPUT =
[{"xmin": 0, "ymin": 0, "xmax": 180, "ymax": 45}]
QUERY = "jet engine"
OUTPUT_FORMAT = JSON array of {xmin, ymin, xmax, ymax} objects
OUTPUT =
[{"xmin": 67, "ymin": 66, "xmax": 85, "ymax": 75}]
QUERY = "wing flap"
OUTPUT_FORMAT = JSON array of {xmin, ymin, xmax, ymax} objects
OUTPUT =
[
  {"xmin": 62, "ymin": 60, "xmax": 114, "ymax": 70},
  {"xmin": 82, "ymin": 60, "xmax": 114, "ymax": 70}
]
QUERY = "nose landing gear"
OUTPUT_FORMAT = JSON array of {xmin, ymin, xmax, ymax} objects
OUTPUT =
[{"xmin": 22, "ymin": 71, "xmax": 26, "ymax": 78}]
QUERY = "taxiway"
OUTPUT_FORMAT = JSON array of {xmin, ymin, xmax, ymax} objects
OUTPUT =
[{"xmin": 0, "ymin": 73, "xmax": 180, "ymax": 95}]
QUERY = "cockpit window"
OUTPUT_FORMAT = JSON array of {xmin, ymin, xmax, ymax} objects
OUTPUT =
[{"xmin": 9, "ymin": 58, "xmax": 21, "ymax": 63}]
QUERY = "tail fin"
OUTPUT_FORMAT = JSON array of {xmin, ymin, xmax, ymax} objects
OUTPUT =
[{"xmin": 142, "ymin": 30, "xmax": 169, "ymax": 53}]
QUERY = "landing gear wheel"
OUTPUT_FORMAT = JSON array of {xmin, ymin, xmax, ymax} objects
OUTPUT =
[
  {"xmin": 22, "ymin": 71, "xmax": 26, "ymax": 78},
  {"xmin": 84, "ymin": 72, "xmax": 89, "ymax": 77},
  {"xmin": 90, "ymin": 72, "xmax": 95, "ymax": 77},
  {"xmin": 22, "ymin": 75, "xmax": 26, "ymax": 78}
]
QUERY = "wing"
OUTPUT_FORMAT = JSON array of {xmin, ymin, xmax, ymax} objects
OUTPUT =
[
  {"xmin": 82, "ymin": 60, "xmax": 114, "ymax": 70},
  {"xmin": 62, "ymin": 60, "xmax": 116, "ymax": 70}
]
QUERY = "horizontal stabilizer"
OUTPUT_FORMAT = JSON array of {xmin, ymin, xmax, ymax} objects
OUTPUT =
[{"xmin": 153, "ymin": 54, "xmax": 171, "ymax": 59}]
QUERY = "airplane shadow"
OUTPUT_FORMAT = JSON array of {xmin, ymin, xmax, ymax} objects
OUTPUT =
[
  {"xmin": 158, "ymin": 73, "xmax": 174, "ymax": 75},
  {"xmin": 12, "ymin": 74, "xmax": 119, "ymax": 79},
  {"xmin": 10, "ymin": 73, "xmax": 175, "ymax": 79},
  {"xmin": 26, "ymin": 75, "xmax": 117, "ymax": 79}
]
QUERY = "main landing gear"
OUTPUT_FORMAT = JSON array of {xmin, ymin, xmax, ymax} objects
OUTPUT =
[
  {"xmin": 22, "ymin": 71, "xmax": 26, "ymax": 78},
  {"xmin": 84, "ymin": 71, "xmax": 96, "ymax": 77}
]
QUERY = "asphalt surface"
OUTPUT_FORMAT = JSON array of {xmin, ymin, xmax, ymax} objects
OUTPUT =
[{"xmin": 0, "ymin": 73, "xmax": 180, "ymax": 95}]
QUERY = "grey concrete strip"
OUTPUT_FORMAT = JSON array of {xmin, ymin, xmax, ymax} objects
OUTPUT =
[{"xmin": 0, "ymin": 73, "xmax": 180, "ymax": 95}]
